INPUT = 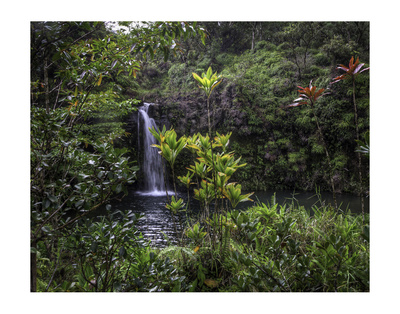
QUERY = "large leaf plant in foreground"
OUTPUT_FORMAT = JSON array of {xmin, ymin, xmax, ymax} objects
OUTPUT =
[{"xmin": 288, "ymin": 80, "xmax": 337, "ymax": 209}]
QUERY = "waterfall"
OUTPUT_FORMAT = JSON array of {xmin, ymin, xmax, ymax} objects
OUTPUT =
[{"xmin": 138, "ymin": 103, "xmax": 167, "ymax": 196}]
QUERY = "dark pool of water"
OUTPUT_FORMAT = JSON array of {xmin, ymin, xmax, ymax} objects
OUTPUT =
[{"xmin": 95, "ymin": 188, "xmax": 369, "ymax": 247}]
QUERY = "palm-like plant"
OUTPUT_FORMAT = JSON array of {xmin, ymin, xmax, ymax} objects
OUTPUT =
[
  {"xmin": 192, "ymin": 69, "xmax": 223, "ymax": 240},
  {"xmin": 149, "ymin": 127, "xmax": 187, "ymax": 194},
  {"xmin": 223, "ymin": 183, "xmax": 254, "ymax": 209},
  {"xmin": 165, "ymin": 195, "xmax": 185, "ymax": 215},
  {"xmin": 288, "ymin": 80, "xmax": 337, "ymax": 209},
  {"xmin": 165, "ymin": 195, "xmax": 186, "ymax": 244},
  {"xmin": 214, "ymin": 132, "xmax": 232, "ymax": 153},
  {"xmin": 331, "ymin": 56, "xmax": 369, "ymax": 84},
  {"xmin": 193, "ymin": 179, "xmax": 216, "ymax": 205},
  {"xmin": 288, "ymin": 80, "xmax": 329, "ymax": 108},
  {"xmin": 331, "ymin": 56, "xmax": 369, "ymax": 219},
  {"xmin": 192, "ymin": 67, "xmax": 223, "ymax": 136},
  {"xmin": 185, "ymin": 222, "xmax": 207, "ymax": 246},
  {"xmin": 192, "ymin": 66, "xmax": 223, "ymax": 99},
  {"xmin": 149, "ymin": 127, "xmax": 186, "ymax": 170}
]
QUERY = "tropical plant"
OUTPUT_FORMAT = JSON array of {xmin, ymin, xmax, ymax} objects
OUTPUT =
[
  {"xmin": 331, "ymin": 56, "xmax": 370, "ymax": 84},
  {"xmin": 192, "ymin": 67, "xmax": 223, "ymax": 136},
  {"xmin": 149, "ymin": 126, "xmax": 187, "ymax": 194},
  {"xmin": 288, "ymin": 82, "xmax": 329, "ymax": 108},
  {"xmin": 186, "ymin": 222, "xmax": 207, "ymax": 245},
  {"xmin": 288, "ymin": 80, "xmax": 338, "ymax": 209},
  {"xmin": 331, "ymin": 56, "xmax": 370, "ymax": 219},
  {"xmin": 223, "ymin": 183, "xmax": 254, "ymax": 209}
]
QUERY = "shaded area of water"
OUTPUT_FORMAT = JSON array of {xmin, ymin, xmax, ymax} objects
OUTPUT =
[
  {"xmin": 251, "ymin": 190, "xmax": 370, "ymax": 214},
  {"xmin": 98, "ymin": 188, "xmax": 369, "ymax": 247}
]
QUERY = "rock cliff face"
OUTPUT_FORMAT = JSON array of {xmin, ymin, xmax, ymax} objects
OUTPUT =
[{"xmin": 145, "ymin": 83, "xmax": 249, "ymax": 137}]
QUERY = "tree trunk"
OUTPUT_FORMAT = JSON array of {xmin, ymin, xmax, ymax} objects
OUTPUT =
[
  {"xmin": 353, "ymin": 78, "xmax": 365, "ymax": 221},
  {"xmin": 44, "ymin": 56, "xmax": 50, "ymax": 114},
  {"xmin": 31, "ymin": 239, "xmax": 37, "ymax": 292},
  {"xmin": 311, "ymin": 105, "xmax": 338, "ymax": 210},
  {"xmin": 251, "ymin": 29, "xmax": 255, "ymax": 50},
  {"xmin": 207, "ymin": 97, "xmax": 212, "ymax": 137}
]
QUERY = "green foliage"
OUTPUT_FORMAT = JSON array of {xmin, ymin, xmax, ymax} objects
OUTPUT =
[
  {"xmin": 31, "ymin": 21, "xmax": 207, "ymax": 292},
  {"xmin": 223, "ymin": 183, "xmax": 254, "ymax": 208},
  {"xmin": 192, "ymin": 66, "xmax": 223, "ymax": 99},
  {"xmin": 225, "ymin": 203, "xmax": 369, "ymax": 292},
  {"xmin": 355, "ymin": 131, "xmax": 370, "ymax": 157},
  {"xmin": 35, "ymin": 199, "xmax": 369, "ymax": 292},
  {"xmin": 185, "ymin": 223, "xmax": 207, "ymax": 244},
  {"xmin": 36, "ymin": 209, "xmax": 187, "ymax": 292},
  {"xmin": 65, "ymin": 209, "xmax": 145, "ymax": 292},
  {"xmin": 165, "ymin": 196, "xmax": 186, "ymax": 215},
  {"xmin": 150, "ymin": 127, "xmax": 187, "ymax": 169},
  {"xmin": 137, "ymin": 22, "xmax": 369, "ymax": 194},
  {"xmin": 31, "ymin": 21, "xmax": 370, "ymax": 293}
]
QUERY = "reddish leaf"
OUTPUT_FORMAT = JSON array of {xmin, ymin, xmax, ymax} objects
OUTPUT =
[
  {"xmin": 314, "ymin": 88, "xmax": 326, "ymax": 100},
  {"xmin": 331, "ymin": 74, "xmax": 346, "ymax": 83},
  {"xmin": 289, "ymin": 80, "xmax": 327, "ymax": 107},
  {"xmin": 310, "ymin": 85, "xmax": 317, "ymax": 95},
  {"xmin": 349, "ymin": 56, "xmax": 355, "ymax": 68},
  {"xmin": 337, "ymin": 66, "xmax": 349, "ymax": 72},
  {"xmin": 332, "ymin": 56, "xmax": 369, "ymax": 84}
]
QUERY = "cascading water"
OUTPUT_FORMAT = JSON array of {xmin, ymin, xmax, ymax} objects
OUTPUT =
[{"xmin": 138, "ymin": 103, "xmax": 166, "ymax": 196}]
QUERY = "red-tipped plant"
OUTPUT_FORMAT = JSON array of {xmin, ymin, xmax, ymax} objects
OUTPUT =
[
  {"xmin": 331, "ymin": 56, "xmax": 369, "ymax": 220},
  {"xmin": 331, "ymin": 56, "xmax": 369, "ymax": 84},
  {"xmin": 288, "ymin": 80, "xmax": 329, "ymax": 108},
  {"xmin": 288, "ymin": 80, "xmax": 337, "ymax": 209}
]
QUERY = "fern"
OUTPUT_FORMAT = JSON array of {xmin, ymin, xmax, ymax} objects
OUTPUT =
[{"xmin": 220, "ymin": 227, "xmax": 231, "ymax": 262}]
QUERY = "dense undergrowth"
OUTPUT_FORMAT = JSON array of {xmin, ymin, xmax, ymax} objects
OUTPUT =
[{"xmin": 35, "ymin": 200, "xmax": 369, "ymax": 292}]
